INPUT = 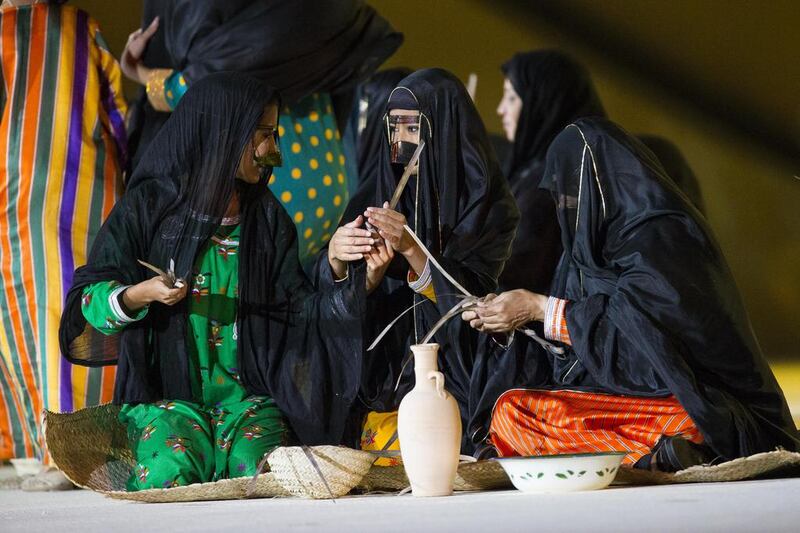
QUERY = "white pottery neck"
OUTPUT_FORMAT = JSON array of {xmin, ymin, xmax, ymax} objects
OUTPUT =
[{"xmin": 410, "ymin": 343, "xmax": 439, "ymax": 383}]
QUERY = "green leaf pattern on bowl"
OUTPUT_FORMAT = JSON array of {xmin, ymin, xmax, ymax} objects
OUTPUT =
[{"xmin": 509, "ymin": 466, "xmax": 617, "ymax": 481}]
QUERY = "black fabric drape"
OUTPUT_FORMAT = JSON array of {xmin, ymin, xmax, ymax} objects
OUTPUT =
[
  {"xmin": 60, "ymin": 73, "xmax": 366, "ymax": 445},
  {"xmin": 638, "ymin": 134, "xmax": 706, "ymax": 215},
  {"xmin": 329, "ymin": 69, "xmax": 519, "ymax": 446},
  {"xmin": 535, "ymin": 117, "xmax": 796, "ymax": 459},
  {"xmin": 352, "ymin": 68, "xmax": 413, "ymax": 192},
  {"xmin": 127, "ymin": 0, "xmax": 402, "ymax": 171},
  {"xmin": 498, "ymin": 50, "xmax": 605, "ymax": 294}
]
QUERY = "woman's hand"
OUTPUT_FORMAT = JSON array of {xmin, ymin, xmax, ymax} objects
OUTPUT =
[
  {"xmin": 123, "ymin": 275, "xmax": 188, "ymax": 311},
  {"xmin": 462, "ymin": 289, "xmax": 547, "ymax": 333},
  {"xmin": 121, "ymin": 17, "xmax": 159, "ymax": 84},
  {"xmin": 365, "ymin": 202, "xmax": 428, "ymax": 275},
  {"xmin": 364, "ymin": 235, "xmax": 394, "ymax": 294},
  {"xmin": 364, "ymin": 203, "xmax": 416, "ymax": 255},
  {"xmin": 328, "ymin": 215, "xmax": 374, "ymax": 280}
]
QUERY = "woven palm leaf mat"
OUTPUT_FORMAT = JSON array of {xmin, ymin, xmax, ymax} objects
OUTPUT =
[
  {"xmin": 45, "ymin": 406, "xmax": 800, "ymax": 502},
  {"xmin": 614, "ymin": 449, "xmax": 800, "ymax": 485}
]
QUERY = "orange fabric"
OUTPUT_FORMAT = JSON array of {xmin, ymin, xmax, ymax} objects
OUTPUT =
[
  {"xmin": 545, "ymin": 297, "xmax": 571, "ymax": 345},
  {"xmin": 490, "ymin": 389, "xmax": 703, "ymax": 465}
]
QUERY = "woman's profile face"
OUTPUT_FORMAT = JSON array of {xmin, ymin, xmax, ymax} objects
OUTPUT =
[
  {"xmin": 497, "ymin": 78, "xmax": 522, "ymax": 142},
  {"xmin": 238, "ymin": 103, "xmax": 279, "ymax": 184}
]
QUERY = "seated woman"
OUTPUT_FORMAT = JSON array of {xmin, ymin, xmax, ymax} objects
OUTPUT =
[
  {"xmin": 462, "ymin": 117, "xmax": 798, "ymax": 470},
  {"xmin": 59, "ymin": 73, "xmax": 369, "ymax": 491},
  {"xmin": 320, "ymin": 68, "xmax": 519, "ymax": 456}
]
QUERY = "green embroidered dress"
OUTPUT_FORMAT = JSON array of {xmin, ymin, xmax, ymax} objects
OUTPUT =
[{"xmin": 81, "ymin": 222, "xmax": 285, "ymax": 490}]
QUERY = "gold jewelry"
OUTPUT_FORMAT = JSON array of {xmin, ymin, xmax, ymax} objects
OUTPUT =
[{"xmin": 145, "ymin": 68, "xmax": 174, "ymax": 112}]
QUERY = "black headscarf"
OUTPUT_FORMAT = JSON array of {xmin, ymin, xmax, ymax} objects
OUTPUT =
[
  {"xmin": 538, "ymin": 117, "xmax": 797, "ymax": 459},
  {"xmin": 501, "ymin": 50, "xmax": 605, "ymax": 180},
  {"xmin": 638, "ymin": 134, "xmax": 706, "ymax": 215},
  {"xmin": 331, "ymin": 69, "xmax": 519, "ymax": 438},
  {"xmin": 60, "ymin": 73, "xmax": 367, "ymax": 445},
  {"xmin": 128, "ymin": 0, "xmax": 402, "ymax": 170},
  {"xmin": 498, "ymin": 50, "xmax": 605, "ymax": 294},
  {"xmin": 353, "ymin": 68, "xmax": 413, "ymax": 192},
  {"xmin": 151, "ymin": 0, "xmax": 401, "ymax": 102}
]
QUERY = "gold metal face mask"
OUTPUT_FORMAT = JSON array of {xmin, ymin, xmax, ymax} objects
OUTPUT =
[{"xmin": 386, "ymin": 113, "xmax": 421, "ymax": 165}]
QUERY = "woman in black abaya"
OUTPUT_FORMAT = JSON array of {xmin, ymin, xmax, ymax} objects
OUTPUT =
[
  {"xmin": 463, "ymin": 117, "xmax": 798, "ymax": 470},
  {"xmin": 321, "ymin": 68, "xmax": 519, "ymax": 454},
  {"xmin": 59, "ymin": 73, "xmax": 369, "ymax": 489}
]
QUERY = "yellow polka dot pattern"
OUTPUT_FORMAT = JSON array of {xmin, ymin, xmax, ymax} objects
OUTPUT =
[{"xmin": 268, "ymin": 92, "xmax": 350, "ymax": 265}]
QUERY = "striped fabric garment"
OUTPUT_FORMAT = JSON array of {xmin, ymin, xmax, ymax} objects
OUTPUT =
[
  {"xmin": 0, "ymin": 4, "xmax": 126, "ymax": 460},
  {"xmin": 490, "ymin": 389, "xmax": 703, "ymax": 464},
  {"xmin": 544, "ymin": 296, "xmax": 571, "ymax": 345}
]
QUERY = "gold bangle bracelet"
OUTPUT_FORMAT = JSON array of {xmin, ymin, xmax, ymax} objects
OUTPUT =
[{"xmin": 145, "ymin": 68, "xmax": 174, "ymax": 112}]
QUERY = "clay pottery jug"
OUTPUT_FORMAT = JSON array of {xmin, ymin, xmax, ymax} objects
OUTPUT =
[{"xmin": 397, "ymin": 343, "xmax": 461, "ymax": 497}]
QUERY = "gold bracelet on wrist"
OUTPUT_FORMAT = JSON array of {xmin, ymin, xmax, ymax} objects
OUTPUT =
[{"xmin": 145, "ymin": 68, "xmax": 174, "ymax": 112}]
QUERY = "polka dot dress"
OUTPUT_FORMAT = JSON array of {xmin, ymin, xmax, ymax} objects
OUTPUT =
[{"xmin": 270, "ymin": 93, "xmax": 349, "ymax": 266}]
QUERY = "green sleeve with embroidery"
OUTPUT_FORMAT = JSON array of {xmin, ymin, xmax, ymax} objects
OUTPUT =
[{"xmin": 81, "ymin": 281, "xmax": 149, "ymax": 336}]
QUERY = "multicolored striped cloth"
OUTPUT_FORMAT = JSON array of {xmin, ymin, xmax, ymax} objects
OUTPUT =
[{"xmin": 0, "ymin": 4, "xmax": 126, "ymax": 460}]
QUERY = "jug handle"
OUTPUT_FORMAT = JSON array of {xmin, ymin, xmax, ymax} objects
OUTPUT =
[{"xmin": 428, "ymin": 370, "xmax": 447, "ymax": 399}]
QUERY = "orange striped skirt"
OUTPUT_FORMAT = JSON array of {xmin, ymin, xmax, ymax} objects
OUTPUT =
[{"xmin": 489, "ymin": 389, "xmax": 703, "ymax": 465}]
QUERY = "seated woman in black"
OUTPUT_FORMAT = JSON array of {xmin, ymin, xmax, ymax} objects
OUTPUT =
[
  {"xmin": 462, "ymin": 117, "xmax": 798, "ymax": 470},
  {"xmin": 319, "ymin": 68, "xmax": 519, "ymax": 456},
  {"xmin": 60, "ymin": 73, "xmax": 369, "ymax": 490}
]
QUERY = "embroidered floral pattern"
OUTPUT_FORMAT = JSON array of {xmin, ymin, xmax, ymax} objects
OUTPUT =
[
  {"xmin": 166, "ymin": 435, "xmax": 190, "ymax": 453},
  {"xmin": 141, "ymin": 424, "xmax": 157, "ymax": 441},
  {"xmin": 361, "ymin": 428, "xmax": 378, "ymax": 447},
  {"xmin": 136, "ymin": 464, "xmax": 149, "ymax": 483}
]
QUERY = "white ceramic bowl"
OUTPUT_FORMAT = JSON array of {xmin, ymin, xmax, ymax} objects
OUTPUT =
[{"xmin": 494, "ymin": 452, "xmax": 626, "ymax": 492}]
